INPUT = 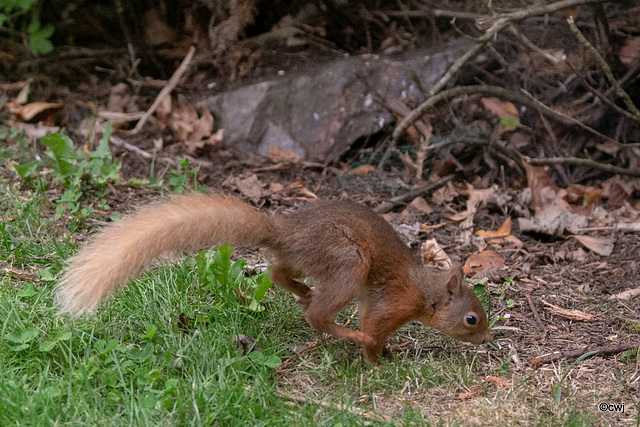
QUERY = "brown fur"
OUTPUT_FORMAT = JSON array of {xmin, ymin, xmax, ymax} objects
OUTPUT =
[{"xmin": 56, "ymin": 194, "xmax": 490, "ymax": 362}]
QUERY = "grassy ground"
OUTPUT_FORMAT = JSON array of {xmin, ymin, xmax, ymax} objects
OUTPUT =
[{"xmin": 1, "ymin": 170, "xmax": 638, "ymax": 426}]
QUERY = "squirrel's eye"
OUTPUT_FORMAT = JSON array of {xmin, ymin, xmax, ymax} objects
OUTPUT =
[{"xmin": 465, "ymin": 315, "xmax": 477, "ymax": 325}]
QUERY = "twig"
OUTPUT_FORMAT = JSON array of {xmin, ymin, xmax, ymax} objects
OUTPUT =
[
  {"xmin": 277, "ymin": 391, "xmax": 392, "ymax": 423},
  {"xmin": 107, "ymin": 132, "xmax": 177, "ymax": 168},
  {"xmin": 382, "ymin": 8, "xmax": 485, "ymax": 21},
  {"xmin": 133, "ymin": 45, "xmax": 196, "ymax": 133},
  {"xmin": 540, "ymin": 300, "xmax": 599, "ymax": 322},
  {"xmin": 476, "ymin": 0, "xmax": 610, "ymax": 30},
  {"xmin": 373, "ymin": 174, "xmax": 456, "ymax": 213},
  {"xmin": 393, "ymin": 84, "xmax": 619, "ymax": 145},
  {"xmin": 393, "ymin": 0, "xmax": 613, "ymax": 143},
  {"xmin": 526, "ymin": 156, "xmax": 640, "ymax": 177},
  {"xmin": 566, "ymin": 16, "xmax": 640, "ymax": 120},
  {"xmin": 529, "ymin": 342, "xmax": 640, "ymax": 367},
  {"xmin": 526, "ymin": 295, "xmax": 546, "ymax": 330},
  {"xmin": 105, "ymin": 133, "xmax": 150, "ymax": 159}
]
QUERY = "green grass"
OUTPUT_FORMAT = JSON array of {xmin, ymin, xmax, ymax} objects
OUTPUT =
[{"xmin": 0, "ymin": 172, "xmax": 627, "ymax": 426}]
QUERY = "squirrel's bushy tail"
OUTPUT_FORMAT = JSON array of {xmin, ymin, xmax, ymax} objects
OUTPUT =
[{"xmin": 56, "ymin": 193, "xmax": 276, "ymax": 316}]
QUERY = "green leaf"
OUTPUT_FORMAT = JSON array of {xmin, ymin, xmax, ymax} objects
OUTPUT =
[
  {"xmin": 39, "ymin": 341, "xmax": 57, "ymax": 352},
  {"xmin": 140, "ymin": 392, "xmax": 157, "ymax": 409},
  {"xmin": 498, "ymin": 116, "xmax": 520, "ymax": 127},
  {"xmin": 129, "ymin": 344, "xmax": 153, "ymax": 361},
  {"xmin": 253, "ymin": 272, "xmax": 273, "ymax": 301},
  {"xmin": 14, "ymin": 160, "xmax": 39, "ymax": 181},
  {"xmin": 143, "ymin": 323, "xmax": 157, "ymax": 340},
  {"xmin": 27, "ymin": 21, "xmax": 54, "ymax": 54},
  {"xmin": 92, "ymin": 122, "xmax": 113, "ymax": 160},
  {"xmin": 94, "ymin": 339, "xmax": 119, "ymax": 355},
  {"xmin": 164, "ymin": 378, "xmax": 179, "ymax": 392},
  {"xmin": 5, "ymin": 327, "xmax": 39, "ymax": 344},
  {"xmin": 41, "ymin": 132, "xmax": 78, "ymax": 177},
  {"xmin": 210, "ymin": 245, "xmax": 232, "ymax": 287},
  {"xmin": 229, "ymin": 259, "xmax": 248, "ymax": 285},
  {"xmin": 17, "ymin": 0, "xmax": 39, "ymax": 10},
  {"xmin": 16, "ymin": 284, "xmax": 37, "ymax": 297},
  {"xmin": 55, "ymin": 331, "xmax": 72, "ymax": 341},
  {"xmin": 264, "ymin": 355, "xmax": 282, "ymax": 369},
  {"xmin": 40, "ymin": 386, "xmax": 62, "ymax": 398},
  {"xmin": 11, "ymin": 343, "xmax": 30, "ymax": 352}
]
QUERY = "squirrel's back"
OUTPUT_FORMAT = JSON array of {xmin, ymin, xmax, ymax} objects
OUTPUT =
[{"xmin": 272, "ymin": 200, "xmax": 416, "ymax": 281}]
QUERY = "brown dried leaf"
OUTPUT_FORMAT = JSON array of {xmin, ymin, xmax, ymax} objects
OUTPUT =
[
  {"xmin": 481, "ymin": 97, "xmax": 519, "ymax": 118},
  {"xmin": 458, "ymin": 387, "xmax": 481, "ymax": 400},
  {"xmin": 524, "ymin": 163, "xmax": 564, "ymax": 212},
  {"xmin": 571, "ymin": 235, "xmax": 614, "ymax": 257},
  {"xmin": 477, "ymin": 217, "xmax": 512, "ymax": 238},
  {"xmin": 1, "ymin": 264, "xmax": 38, "ymax": 282},
  {"xmin": 463, "ymin": 250, "xmax": 505, "ymax": 274},
  {"xmin": 17, "ymin": 102, "xmax": 62, "ymax": 121},
  {"xmin": 618, "ymin": 36, "xmax": 640, "ymax": 65},
  {"xmin": 420, "ymin": 238, "xmax": 450, "ymax": 267},
  {"xmin": 410, "ymin": 196, "xmax": 433, "ymax": 214},
  {"xmin": 540, "ymin": 300, "xmax": 599, "ymax": 322},
  {"xmin": 267, "ymin": 146, "xmax": 301, "ymax": 163},
  {"xmin": 608, "ymin": 287, "xmax": 640, "ymax": 301},
  {"xmin": 348, "ymin": 164, "xmax": 375, "ymax": 175},
  {"xmin": 486, "ymin": 376, "xmax": 511, "ymax": 387},
  {"xmin": 476, "ymin": 217, "xmax": 523, "ymax": 248}
]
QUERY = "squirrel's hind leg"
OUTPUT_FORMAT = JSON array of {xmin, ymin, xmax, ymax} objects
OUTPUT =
[
  {"xmin": 269, "ymin": 264, "xmax": 313, "ymax": 308},
  {"xmin": 302, "ymin": 274, "xmax": 375, "ymax": 347}
]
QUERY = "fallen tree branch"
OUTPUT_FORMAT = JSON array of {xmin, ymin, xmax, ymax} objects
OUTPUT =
[
  {"xmin": 526, "ymin": 156, "xmax": 640, "ymax": 177},
  {"xmin": 527, "ymin": 295, "xmax": 547, "ymax": 330},
  {"xmin": 393, "ymin": 0, "xmax": 615, "ymax": 143},
  {"xmin": 529, "ymin": 342, "xmax": 640, "ymax": 367},
  {"xmin": 133, "ymin": 45, "xmax": 196, "ymax": 133},
  {"xmin": 566, "ymin": 16, "xmax": 640, "ymax": 120},
  {"xmin": 373, "ymin": 174, "xmax": 456, "ymax": 213},
  {"xmin": 393, "ymin": 85, "xmax": 618, "ymax": 145}
]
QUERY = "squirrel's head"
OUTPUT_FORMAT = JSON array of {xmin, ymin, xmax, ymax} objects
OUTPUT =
[{"xmin": 416, "ymin": 266, "xmax": 490, "ymax": 345}]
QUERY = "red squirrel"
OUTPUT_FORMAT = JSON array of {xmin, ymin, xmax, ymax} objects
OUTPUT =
[{"xmin": 56, "ymin": 193, "xmax": 490, "ymax": 362}]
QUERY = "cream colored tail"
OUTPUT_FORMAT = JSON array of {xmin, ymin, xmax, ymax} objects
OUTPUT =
[{"xmin": 56, "ymin": 193, "xmax": 275, "ymax": 315}]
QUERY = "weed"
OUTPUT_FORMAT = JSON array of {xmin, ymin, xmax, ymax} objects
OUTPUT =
[
  {"xmin": 15, "ymin": 124, "xmax": 121, "ymax": 218},
  {"xmin": 168, "ymin": 157, "xmax": 202, "ymax": 193},
  {"xmin": 0, "ymin": 0, "xmax": 54, "ymax": 54}
]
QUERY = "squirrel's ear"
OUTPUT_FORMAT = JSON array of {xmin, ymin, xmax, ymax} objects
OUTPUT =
[{"xmin": 444, "ymin": 274, "xmax": 462, "ymax": 300}]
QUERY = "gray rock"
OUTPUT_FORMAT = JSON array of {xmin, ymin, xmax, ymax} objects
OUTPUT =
[{"xmin": 200, "ymin": 39, "xmax": 473, "ymax": 162}]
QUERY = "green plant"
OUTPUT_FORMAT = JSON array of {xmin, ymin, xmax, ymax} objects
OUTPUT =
[
  {"xmin": 552, "ymin": 351, "xmax": 599, "ymax": 406},
  {"xmin": 194, "ymin": 244, "xmax": 273, "ymax": 312},
  {"xmin": 0, "ymin": 0, "xmax": 54, "ymax": 54},
  {"xmin": 15, "ymin": 124, "xmax": 121, "ymax": 218},
  {"xmin": 168, "ymin": 157, "xmax": 202, "ymax": 193}
]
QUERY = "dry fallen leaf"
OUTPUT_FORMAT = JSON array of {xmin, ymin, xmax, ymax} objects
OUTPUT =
[
  {"xmin": 618, "ymin": 36, "xmax": 640, "ymax": 65},
  {"xmin": 267, "ymin": 146, "xmax": 301, "ymax": 163},
  {"xmin": 420, "ymin": 238, "xmax": 450, "ymax": 267},
  {"xmin": 348, "ymin": 164, "xmax": 375, "ymax": 175},
  {"xmin": 476, "ymin": 217, "xmax": 524, "ymax": 248},
  {"xmin": 481, "ymin": 97, "xmax": 519, "ymax": 119},
  {"xmin": 463, "ymin": 250, "xmax": 505, "ymax": 274},
  {"xmin": 16, "ymin": 102, "xmax": 62, "ymax": 122},
  {"xmin": 571, "ymin": 235, "xmax": 614, "ymax": 257},
  {"xmin": 486, "ymin": 376, "xmax": 511, "ymax": 387},
  {"xmin": 608, "ymin": 287, "xmax": 640, "ymax": 301},
  {"xmin": 524, "ymin": 163, "xmax": 564, "ymax": 212},
  {"xmin": 458, "ymin": 387, "xmax": 482, "ymax": 400},
  {"xmin": 410, "ymin": 196, "xmax": 433, "ymax": 214},
  {"xmin": 540, "ymin": 300, "xmax": 599, "ymax": 322}
]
